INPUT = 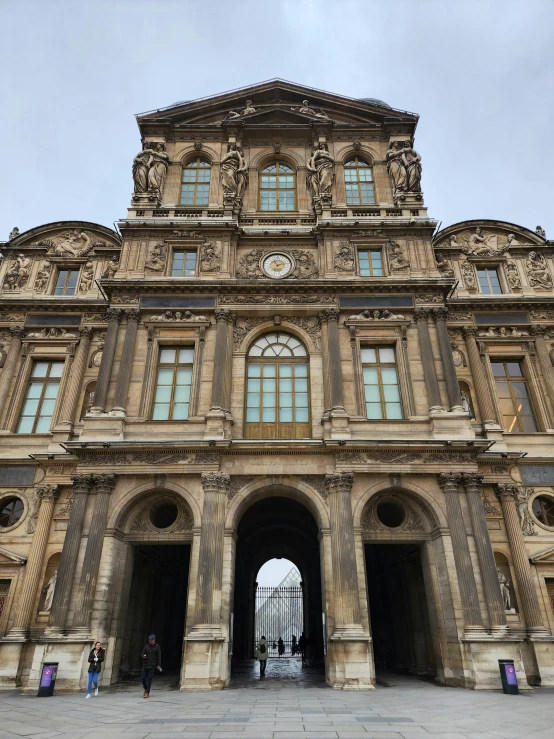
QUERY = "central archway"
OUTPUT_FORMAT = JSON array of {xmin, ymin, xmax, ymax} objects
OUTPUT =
[{"xmin": 231, "ymin": 494, "xmax": 324, "ymax": 679}]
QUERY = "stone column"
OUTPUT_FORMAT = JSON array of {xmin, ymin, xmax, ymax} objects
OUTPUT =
[
  {"xmin": 494, "ymin": 484, "xmax": 548, "ymax": 634},
  {"xmin": 57, "ymin": 328, "xmax": 93, "ymax": 429},
  {"xmin": 47, "ymin": 475, "xmax": 93, "ymax": 633},
  {"xmin": 415, "ymin": 310, "xmax": 443, "ymax": 413},
  {"xmin": 462, "ymin": 328, "xmax": 497, "ymax": 424},
  {"xmin": 210, "ymin": 309, "xmax": 233, "ymax": 412},
  {"xmin": 321, "ymin": 309, "xmax": 345, "ymax": 410},
  {"xmin": 91, "ymin": 309, "xmax": 122, "ymax": 412},
  {"xmin": 72, "ymin": 474, "xmax": 117, "ymax": 632},
  {"xmin": 432, "ymin": 308, "xmax": 463, "ymax": 411},
  {"xmin": 112, "ymin": 309, "xmax": 140, "ymax": 413},
  {"xmin": 438, "ymin": 473, "xmax": 484, "ymax": 632},
  {"xmin": 193, "ymin": 472, "xmax": 230, "ymax": 633},
  {"xmin": 0, "ymin": 326, "xmax": 24, "ymax": 423},
  {"xmin": 531, "ymin": 326, "xmax": 554, "ymax": 410},
  {"xmin": 8, "ymin": 485, "xmax": 59, "ymax": 637},
  {"xmin": 462, "ymin": 473, "xmax": 508, "ymax": 633},
  {"xmin": 326, "ymin": 472, "xmax": 364, "ymax": 632}
]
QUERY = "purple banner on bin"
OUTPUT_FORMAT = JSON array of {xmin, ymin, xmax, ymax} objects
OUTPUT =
[
  {"xmin": 506, "ymin": 664, "xmax": 517, "ymax": 685},
  {"xmin": 40, "ymin": 667, "xmax": 53, "ymax": 688}
]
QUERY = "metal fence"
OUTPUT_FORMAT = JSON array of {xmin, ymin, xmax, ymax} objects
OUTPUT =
[{"xmin": 255, "ymin": 585, "xmax": 303, "ymax": 657}]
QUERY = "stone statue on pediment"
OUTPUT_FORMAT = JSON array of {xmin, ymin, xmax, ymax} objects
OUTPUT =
[
  {"xmin": 9, "ymin": 227, "xmax": 19, "ymax": 240},
  {"xmin": 47, "ymin": 230, "xmax": 93, "ymax": 258},
  {"xmin": 294, "ymin": 100, "xmax": 330, "ymax": 119},
  {"xmin": 536, "ymin": 225, "xmax": 546, "ymax": 238}
]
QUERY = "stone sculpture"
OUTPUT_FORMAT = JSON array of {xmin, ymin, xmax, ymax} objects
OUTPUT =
[
  {"xmin": 402, "ymin": 140, "xmax": 422, "ymax": 192},
  {"xmin": 9, "ymin": 227, "xmax": 19, "ymax": 240},
  {"xmin": 536, "ymin": 225, "xmax": 546, "ymax": 238},
  {"xmin": 386, "ymin": 139, "xmax": 422, "ymax": 195},
  {"xmin": 102, "ymin": 257, "xmax": 119, "ymax": 279},
  {"xmin": 145, "ymin": 243, "xmax": 167, "ymax": 272},
  {"xmin": 349, "ymin": 309, "xmax": 405, "ymax": 320},
  {"xmin": 461, "ymin": 261, "xmax": 477, "ymax": 290},
  {"xmin": 43, "ymin": 570, "xmax": 58, "ymax": 612},
  {"xmin": 497, "ymin": 569, "xmax": 512, "ymax": 610},
  {"xmin": 147, "ymin": 142, "xmax": 170, "ymax": 199},
  {"xmin": 132, "ymin": 142, "xmax": 169, "ymax": 201},
  {"xmin": 386, "ymin": 240, "xmax": 409, "ymax": 271},
  {"xmin": 436, "ymin": 253, "xmax": 454, "ymax": 277},
  {"xmin": 200, "ymin": 242, "xmax": 220, "ymax": 272},
  {"xmin": 4, "ymin": 254, "xmax": 32, "ymax": 290},
  {"xmin": 307, "ymin": 142, "xmax": 335, "ymax": 207},
  {"xmin": 526, "ymin": 251, "xmax": 553, "ymax": 289},
  {"xmin": 47, "ymin": 230, "xmax": 93, "ymax": 257},
  {"xmin": 34, "ymin": 260, "xmax": 52, "ymax": 292},
  {"xmin": 505, "ymin": 261, "xmax": 522, "ymax": 289},
  {"xmin": 220, "ymin": 143, "xmax": 248, "ymax": 207},
  {"xmin": 334, "ymin": 242, "xmax": 355, "ymax": 272},
  {"xmin": 132, "ymin": 143, "xmax": 152, "ymax": 195},
  {"xmin": 79, "ymin": 262, "xmax": 95, "ymax": 292},
  {"xmin": 294, "ymin": 100, "xmax": 330, "ymax": 119}
]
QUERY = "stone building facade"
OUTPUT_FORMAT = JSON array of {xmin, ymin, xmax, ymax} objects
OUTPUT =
[{"xmin": 0, "ymin": 80, "xmax": 554, "ymax": 692}]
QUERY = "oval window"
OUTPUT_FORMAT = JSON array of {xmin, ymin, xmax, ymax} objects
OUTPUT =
[
  {"xmin": 532, "ymin": 495, "xmax": 554, "ymax": 527},
  {"xmin": 150, "ymin": 502, "xmax": 178, "ymax": 529},
  {"xmin": 0, "ymin": 497, "xmax": 24, "ymax": 528},
  {"xmin": 376, "ymin": 500, "xmax": 405, "ymax": 528}
]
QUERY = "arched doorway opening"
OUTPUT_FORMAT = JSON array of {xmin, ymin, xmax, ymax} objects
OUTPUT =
[
  {"xmin": 255, "ymin": 559, "xmax": 303, "ymax": 658},
  {"xmin": 231, "ymin": 495, "xmax": 324, "ymax": 680}
]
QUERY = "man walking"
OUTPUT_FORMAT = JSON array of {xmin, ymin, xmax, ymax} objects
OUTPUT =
[
  {"xmin": 256, "ymin": 635, "xmax": 268, "ymax": 678},
  {"xmin": 141, "ymin": 634, "xmax": 161, "ymax": 698}
]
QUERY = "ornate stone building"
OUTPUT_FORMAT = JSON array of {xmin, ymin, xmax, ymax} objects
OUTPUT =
[{"xmin": 0, "ymin": 80, "xmax": 554, "ymax": 692}]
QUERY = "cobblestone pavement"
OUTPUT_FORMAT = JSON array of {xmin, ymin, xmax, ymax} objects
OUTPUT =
[{"xmin": 0, "ymin": 667, "xmax": 553, "ymax": 739}]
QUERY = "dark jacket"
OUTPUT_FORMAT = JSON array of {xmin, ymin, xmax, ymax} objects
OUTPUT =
[
  {"xmin": 87, "ymin": 647, "xmax": 105, "ymax": 673},
  {"xmin": 142, "ymin": 642, "xmax": 161, "ymax": 669}
]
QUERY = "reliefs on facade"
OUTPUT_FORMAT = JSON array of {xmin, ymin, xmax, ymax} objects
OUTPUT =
[
  {"xmin": 219, "ymin": 294, "xmax": 336, "ymax": 305},
  {"xmin": 200, "ymin": 241, "xmax": 221, "ymax": 272},
  {"xmin": 386, "ymin": 240, "xmax": 410, "ymax": 272},
  {"xmin": 505, "ymin": 260, "xmax": 522, "ymax": 289},
  {"xmin": 461, "ymin": 261, "xmax": 477, "ymax": 290},
  {"xmin": 34, "ymin": 260, "xmax": 52, "ymax": 292},
  {"xmin": 102, "ymin": 257, "xmax": 119, "ymax": 279},
  {"xmin": 27, "ymin": 485, "xmax": 60, "ymax": 534},
  {"xmin": 495, "ymin": 484, "xmax": 538, "ymax": 536},
  {"xmin": 361, "ymin": 495, "xmax": 424, "ymax": 532},
  {"xmin": 3, "ymin": 254, "xmax": 32, "ymax": 290},
  {"xmin": 347, "ymin": 309, "xmax": 405, "ymax": 320},
  {"xmin": 236, "ymin": 249, "xmax": 318, "ymax": 279},
  {"xmin": 435, "ymin": 253, "xmax": 454, "ymax": 277},
  {"xmin": 526, "ymin": 251, "xmax": 553, "ymax": 289},
  {"xmin": 145, "ymin": 242, "xmax": 168, "ymax": 272},
  {"xmin": 42, "ymin": 230, "xmax": 96, "ymax": 257},
  {"xmin": 149, "ymin": 310, "xmax": 208, "ymax": 322},
  {"xmin": 132, "ymin": 142, "xmax": 169, "ymax": 204},
  {"xmin": 334, "ymin": 241, "xmax": 355, "ymax": 272},
  {"xmin": 307, "ymin": 143, "xmax": 335, "ymax": 212},
  {"xmin": 78, "ymin": 262, "xmax": 94, "ymax": 292}
]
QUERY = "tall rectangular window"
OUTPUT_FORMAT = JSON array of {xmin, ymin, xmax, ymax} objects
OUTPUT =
[
  {"xmin": 54, "ymin": 270, "xmax": 79, "ymax": 296},
  {"xmin": 171, "ymin": 250, "xmax": 197, "ymax": 277},
  {"xmin": 16, "ymin": 360, "xmax": 64, "ymax": 433},
  {"xmin": 491, "ymin": 359, "xmax": 537, "ymax": 432},
  {"xmin": 361, "ymin": 346, "xmax": 402, "ymax": 419},
  {"xmin": 477, "ymin": 268, "xmax": 502, "ymax": 295},
  {"xmin": 359, "ymin": 249, "xmax": 383, "ymax": 277},
  {"xmin": 152, "ymin": 347, "xmax": 194, "ymax": 420}
]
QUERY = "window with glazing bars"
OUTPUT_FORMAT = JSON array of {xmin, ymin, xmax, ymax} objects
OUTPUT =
[
  {"xmin": 54, "ymin": 270, "xmax": 79, "ymax": 296},
  {"xmin": 491, "ymin": 359, "xmax": 537, "ymax": 432},
  {"xmin": 361, "ymin": 346, "xmax": 403, "ymax": 419},
  {"xmin": 152, "ymin": 347, "xmax": 194, "ymax": 420},
  {"xmin": 181, "ymin": 157, "xmax": 211, "ymax": 206},
  {"xmin": 16, "ymin": 360, "xmax": 64, "ymax": 433},
  {"xmin": 260, "ymin": 162, "xmax": 296, "ymax": 211},
  {"xmin": 358, "ymin": 249, "xmax": 383, "ymax": 276},
  {"xmin": 171, "ymin": 250, "xmax": 197, "ymax": 277},
  {"xmin": 477, "ymin": 268, "xmax": 502, "ymax": 294},
  {"xmin": 344, "ymin": 157, "xmax": 375, "ymax": 205}
]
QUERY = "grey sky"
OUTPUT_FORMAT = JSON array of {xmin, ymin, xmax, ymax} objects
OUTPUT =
[
  {"xmin": 1, "ymin": 0, "xmax": 553, "ymax": 238},
  {"xmin": 257, "ymin": 559, "xmax": 297, "ymax": 587}
]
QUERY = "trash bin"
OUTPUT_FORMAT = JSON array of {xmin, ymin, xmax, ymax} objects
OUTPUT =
[
  {"xmin": 37, "ymin": 662, "xmax": 58, "ymax": 697},
  {"xmin": 498, "ymin": 659, "xmax": 519, "ymax": 695}
]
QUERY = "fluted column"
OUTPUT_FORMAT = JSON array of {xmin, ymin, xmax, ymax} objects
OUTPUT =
[
  {"xmin": 462, "ymin": 473, "xmax": 508, "ymax": 633},
  {"xmin": 47, "ymin": 475, "xmax": 93, "ymax": 633},
  {"xmin": 495, "ymin": 484, "xmax": 547, "ymax": 633},
  {"xmin": 194, "ymin": 472, "xmax": 230, "ymax": 630},
  {"xmin": 462, "ymin": 328, "xmax": 497, "ymax": 424},
  {"xmin": 438, "ymin": 473, "xmax": 484, "ymax": 632},
  {"xmin": 91, "ymin": 309, "xmax": 122, "ymax": 412},
  {"xmin": 72, "ymin": 474, "xmax": 117, "ymax": 631},
  {"xmin": 9, "ymin": 485, "xmax": 59, "ymax": 637},
  {"xmin": 531, "ymin": 325, "xmax": 554, "ymax": 412},
  {"xmin": 415, "ymin": 310, "xmax": 443, "ymax": 413},
  {"xmin": 112, "ymin": 309, "xmax": 140, "ymax": 413},
  {"xmin": 326, "ymin": 472, "xmax": 363, "ymax": 632},
  {"xmin": 432, "ymin": 308, "xmax": 463, "ymax": 411},
  {"xmin": 321, "ymin": 309, "xmax": 345, "ymax": 410},
  {"xmin": 57, "ymin": 328, "xmax": 93, "ymax": 429},
  {"xmin": 210, "ymin": 309, "xmax": 233, "ymax": 412},
  {"xmin": 0, "ymin": 326, "xmax": 25, "ymax": 423}
]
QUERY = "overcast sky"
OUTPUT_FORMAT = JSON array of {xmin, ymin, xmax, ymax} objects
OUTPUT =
[{"xmin": 1, "ymin": 0, "xmax": 553, "ymax": 239}]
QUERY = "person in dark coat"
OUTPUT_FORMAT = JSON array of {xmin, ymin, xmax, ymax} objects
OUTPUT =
[
  {"xmin": 298, "ymin": 632, "xmax": 307, "ymax": 663},
  {"xmin": 86, "ymin": 641, "xmax": 105, "ymax": 698},
  {"xmin": 255, "ymin": 636, "xmax": 268, "ymax": 677},
  {"xmin": 278, "ymin": 637, "xmax": 285, "ymax": 657},
  {"xmin": 291, "ymin": 635, "xmax": 297, "ymax": 656},
  {"xmin": 141, "ymin": 634, "xmax": 162, "ymax": 698}
]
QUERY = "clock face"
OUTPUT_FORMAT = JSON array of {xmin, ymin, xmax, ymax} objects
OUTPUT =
[{"xmin": 262, "ymin": 253, "xmax": 293, "ymax": 279}]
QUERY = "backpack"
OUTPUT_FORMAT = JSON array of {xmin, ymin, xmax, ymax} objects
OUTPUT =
[{"xmin": 259, "ymin": 643, "xmax": 266, "ymax": 653}]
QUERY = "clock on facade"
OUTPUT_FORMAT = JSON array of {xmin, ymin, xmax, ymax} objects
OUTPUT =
[{"xmin": 261, "ymin": 253, "xmax": 294, "ymax": 279}]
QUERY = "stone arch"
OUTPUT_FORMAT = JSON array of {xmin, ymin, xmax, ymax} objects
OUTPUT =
[
  {"xmin": 339, "ymin": 146, "xmax": 379, "ymax": 166},
  {"xmin": 250, "ymin": 149, "xmax": 303, "ymax": 171},
  {"xmin": 174, "ymin": 144, "xmax": 218, "ymax": 166},
  {"xmin": 237, "ymin": 321, "xmax": 319, "ymax": 355},
  {"xmin": 109, "ymin": 479, "xmax": 201, "ymax": 532},
  {"xmin": 353, "ymin": 478, "xmax": 446, "ymax": 530},
  {"xmin": 226, "ymin": 476, "xmax": 330, "ymax": 531}
]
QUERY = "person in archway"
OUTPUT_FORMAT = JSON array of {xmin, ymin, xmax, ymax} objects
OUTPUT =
[
  {"xmin": 256, "ymin": 635, "xmax": 268, "ymax": 677},
  {"xmin": 141, "ymin": 634, "xmax": 162, "ymax": 698},
  {"xmin": 298, "ymin": 631, "xmax": 307, "ymax": 664},
  {"xmin": 291, "ymin": 634, "xmax": 297, "ymax": 656},
  {"xmin": 278, "ymin": 637, "xmax": 285, "ymax": 658},
  {"xmin": 86, "ymin": 641, "xmax": 105, "ymax": 698}
]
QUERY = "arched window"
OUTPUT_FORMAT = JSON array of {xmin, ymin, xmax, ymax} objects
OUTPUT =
[
  {"xmin": 260, "ymin": 162, "xmax": 296, "ymax": 211},
  {"xmin": 245, "ymin": 332, "xmax": 309, "ymax": 439},
  {"xmin": 344, "ymin": 157, "xmax": 375, "ymax": 206},
  {"xmin": 181, "ymin": 157, "xmax": 211, "ymax": 206}
]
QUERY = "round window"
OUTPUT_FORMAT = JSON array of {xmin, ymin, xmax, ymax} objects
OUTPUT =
[
  {"xmin": 0, "ymin": 497, "xmax": 24, "ymax": 529},
  {"xmin": 376, "ymin": 500, "xmax": 405, "ymax": 528},
  {"xmin": 150, "ymin": 502, "xmax": 178, "ymax": 529},
  {"xmin": 532, "ymin": 495, "xmax": 554, "ymax": 528}
]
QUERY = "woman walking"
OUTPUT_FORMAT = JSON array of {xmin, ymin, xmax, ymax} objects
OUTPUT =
[{"xmin": 86, "ymin": 641, "xmax": 105, "ymax": 698}]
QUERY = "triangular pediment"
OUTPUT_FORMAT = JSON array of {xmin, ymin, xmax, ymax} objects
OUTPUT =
[
  {"xmin": 530, "ymin": 546, "xmax": 554, "ymax": 563},
  {"xmin": 0, "ymin": 546, "xmax": 27, "ymax": 565}
]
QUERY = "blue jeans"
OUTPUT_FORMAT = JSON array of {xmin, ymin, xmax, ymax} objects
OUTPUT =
[
  {"xmin": 87, "ymin": 671, "xmax": 100, "ymax": 693},
  {"xmin": 141, "ymin": 667, "xmax": 155, "ymax": 693}
]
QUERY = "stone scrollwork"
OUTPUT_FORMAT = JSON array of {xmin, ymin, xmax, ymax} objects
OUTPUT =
[
  {"xmin": 145, "ymin": 242, "xmax": 168, "ymax": 272},
  {"xmin": 219, "ymin": 294, "xmax": 336, "ymax": 305},
  {"xmin": 526, "ymin": 251, "xmax": 553, "ymax": 289},
  {"xmin": 233, "ymin": 317, "xmax": 268, "ymax": 349},
  {"xmin": 334, "ymin": 241, "xmax": 355, "ymax": 272},
  {"xmin": 361, "ymin": 494, "xmax": 425, "ymax": 533},
  {"xmin": 129, "ymin": 495, "xmax": 194, "ymax": 534},
  {"xmin": 201, "ymin": 471, "xmax": 231, "ymax": 496}
]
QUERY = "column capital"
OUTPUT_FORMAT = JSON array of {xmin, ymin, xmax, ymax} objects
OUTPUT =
[
  {"xmin": 530, "ymin": 324, "xmax": 548, "ymax": 337},
  {"xmin": 438, "ymin": 472, "xmax": 462, "ymax": 493},
  {"xmin": 70, "ymin": 474, "xmax": 94, "ymax": 494},
  {"xmin": 201, "ymin": 471, "xmax": 230, "ymax": 495},
  {"xmin": 91, "ymin": 473, "xmax": 117, "ymax": 495},
  {"xmin": 105, "ymin": 308, "xmax": 123, "ymax": 323},
  {"xmin": 126, "ymin": 308, "xmax": 141, "ymax": 323},
  {"xmin": 36, "ymin": 484, "xmax": 60, "ymax": 502},
  {"xmin": 461, "ymin": 326, "xmax": 478, "ymax": 338},
  {"xmin": 325, "ymin": 471, "xmax": 354, "ymax": 496},
  {"xmin": 413, "ymin": 308, "xmax": 430, "ymax": 321},
  {"xmin": 79, "ymin": 327, "xmax": 93, "ymax": 340},
  {"xmin": 9, "ymin": 325, "xmax": 25, "ymax": 339},
  {"xmin": 494, "ymin": 483, "xmax": 521, "ymax": 501},
  {"xmin": 430, "ymin": 307, "xmax": 449, "ymax": 322},
  {"xmin": 462, "ymin": 472, "xmax": 484, "ymax": 494},
  {"xmin": 214, "ymin": 308, "xmax": 233, "ymax": 324},
  {"xmin": 319, "ymin": 308, "xmax": 341, "ymax": 323}
]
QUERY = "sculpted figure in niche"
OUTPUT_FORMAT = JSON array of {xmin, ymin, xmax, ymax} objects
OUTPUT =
[
  {"xmin": 200, "ymin": 241, "xmax": 220, "ymax": 272},
  {"xmin": 102, "ymin": 256, "xmax": 119, "ymax": 279},
  {"xmin": 386, "ymin": 240, "xmax": 409, "ymax": 271},
  {"xmin": 526, "ymin": 251, "xmax": 553, "ymax": 289},
  {"xmin": 435, "ymin": 252, "xmax": 454, "ymax": 277},
  {"xmin": 34, "ymin": 260, "xmax": 52, "ymax": 292},
  {"xmin": 497, "ymin": 570, "xmax": 512, "ymax": 610},
  {"xmin": 147, "ymin": 142, "xmax": 169, "ymax": 199},
  {"xmin": 43, "ymin": 569, "xmax": 58, "ymax": 612},
  {"xmin": 145, "ymin": 243, "xmax": 167, "ymax": 272},
  {"xmin": 79, "ymin": 262, "xmax": 95, "ymax": 292},
  {"xmin": 307, "ymin": 142, "xmax": 335, "ymax": 202},
  {"xmin": 334, "ymin": 241, "xmax": 355, "ymax": 271},
  {"xmin": 220, "ymin": 142, "xmax": 248, "ymax": 201},
  {"xmin": 5, "ymin": 253, "xmax": 32, "ymax": 290},
  {"xmin": 505, "ymin": 260, "xmax": 522, "ymax": 289}
]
